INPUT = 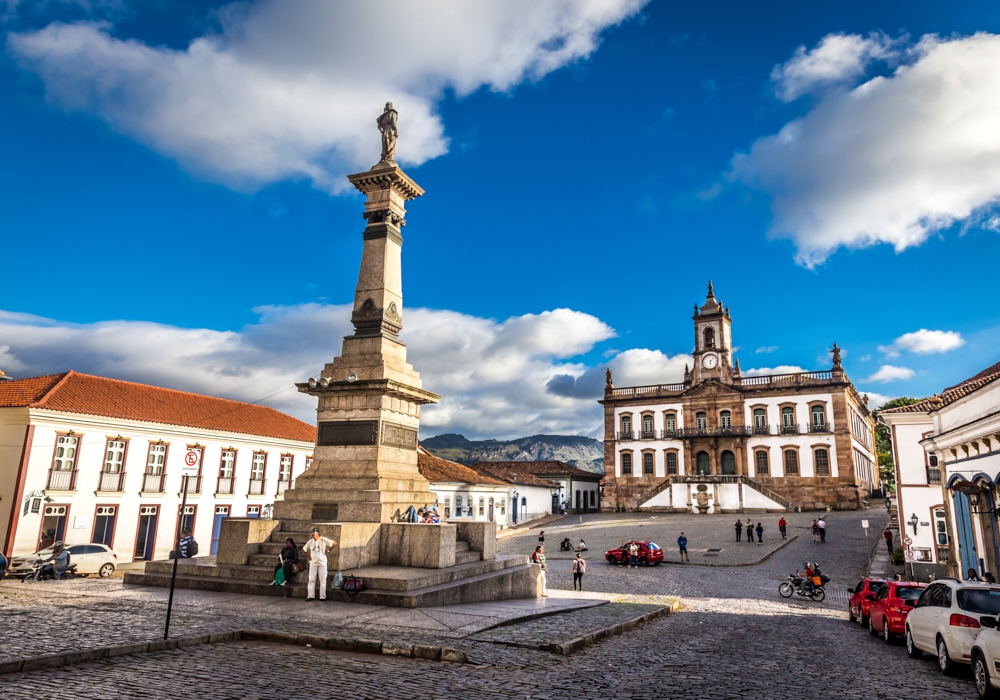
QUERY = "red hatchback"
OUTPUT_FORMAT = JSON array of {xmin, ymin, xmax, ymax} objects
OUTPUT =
[
  {"xmin": 868, "ymin": 581, "xmax": 927, "ymax": 643},
  {"xmin": 605, "ymin": 541, "xmax": 663, "ymax": 566},
  {"xmin": 848, "ymin": 578, "xmax": 888, "ymax": 625}
]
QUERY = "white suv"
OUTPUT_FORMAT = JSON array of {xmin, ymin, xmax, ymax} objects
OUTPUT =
[
  {"xmin": 905, "ymin": 579, "xmax": 1000, "ymax": 675},
  {"xmin": 972, "ymin": 611, "xmax": 1000, "ymax": 698}
]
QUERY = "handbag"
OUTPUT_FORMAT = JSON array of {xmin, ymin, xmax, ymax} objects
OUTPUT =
[
  {"xmin": 290, "ymin": 561, "xmax": 305, "ymax": 574},
  {"xmin": 342, "ymin": 576, "xmax": 364, "ymax": 595}
]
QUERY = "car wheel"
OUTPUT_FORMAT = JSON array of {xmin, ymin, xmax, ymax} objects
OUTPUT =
[
  {"xmin": 868, "ymin": 615, "xmax": 879, "ymax": 637},
  {"xmin": 938, "ymin": 636, "xmax": 960, "ymax": 676},
  {"xmin": 607, "ymin": 555, "xmax": 617, "ymax": 565},
  {"xmin": 974, "ymin": 653, "xmax": 998, "ymax": 699},
  {"xmin": 778, "ymin": 582, "xmax": 794, "ymax": 598},
  {"xmin": 906, "ymin": 628, "xmax": 922, "ymax": 658},
  {"xmin": 639, "ymin": 557, "xmax": 649, "ymax": 567},
  {"xmin": 883, "ymin": 618, "xmax": 896, "ymax": 644},
  {"xmin": 99, "ymin": 563, "xmax": 115, "ymax": 578}
]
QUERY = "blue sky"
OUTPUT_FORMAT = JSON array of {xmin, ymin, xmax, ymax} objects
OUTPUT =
[{"xmin": 2, "ymin": 1, "xmax": 1000, "ymax": 438}]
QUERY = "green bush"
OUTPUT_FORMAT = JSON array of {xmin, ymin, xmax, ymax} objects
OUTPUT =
[{"xmin": 893, "ymin": 548, "xmax": 905, "ymax": 565}]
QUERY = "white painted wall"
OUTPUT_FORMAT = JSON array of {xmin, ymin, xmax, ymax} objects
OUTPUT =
[{"xmin": 745, "ymin": 434, "xmax": 838, "ymax": 478}]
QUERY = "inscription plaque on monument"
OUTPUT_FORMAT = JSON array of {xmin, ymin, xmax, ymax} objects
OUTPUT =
[
  {"xmin": 381, "ymin": 421, "xmax": 418, "ymax": 450},
  {"xmin": 317, "ymin": 420, "xmax": 378, "ymax": 446}
]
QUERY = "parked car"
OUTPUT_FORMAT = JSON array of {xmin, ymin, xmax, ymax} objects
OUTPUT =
[
  {"xmin": 868, "ymin": 581, "xmax": 927, "ymax": 642},
  {"xmin": 905, "ymin": 579, "xmax": 1000, "ymax": 675},
  {"xmin": 971, "ymin": 614, "xmax": 1000, "ymax": 698},
  {"xmin": 605, "ymin": 541, "xmax": 663, "ymax": 566},
  {"xmin": 848, "ymin": 578, "xmax": 888, "ymax": 624},
  {"xmin": 8, "ymin": 543, "xmax": 117, "ymax": 578}
]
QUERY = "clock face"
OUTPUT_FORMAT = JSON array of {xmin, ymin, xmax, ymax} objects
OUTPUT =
[{"xmin": 702, "ymin": 354, "xmax": 719, "ymax": 369}]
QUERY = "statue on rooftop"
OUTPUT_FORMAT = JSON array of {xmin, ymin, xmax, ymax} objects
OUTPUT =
[
  {"xmin": 831, "ymin": 342, "xmax": 842, "ymax": 367},
  {"xmin": 377, "ymin": 102, "xmax": 399, "ymax": 164}
]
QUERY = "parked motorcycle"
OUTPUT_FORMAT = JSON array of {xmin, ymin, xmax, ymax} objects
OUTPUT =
[{"xmin": 778, "ymin": 573, "xmax": 827, "ymax": 601}]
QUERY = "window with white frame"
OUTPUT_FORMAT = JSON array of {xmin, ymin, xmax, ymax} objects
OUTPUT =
[
  {"xmin": 934, "ymin": 508, "xmax": 948, "ymax": 546},
  {"xmin": 812, "ymin": 405, "xmax": 826, "ymax": 427},
  {"xmin": 642, "ymin": 415, "xmax": 654, "ymax": 436},
  {"xmin": 278, "ymin": 454, "xmax": 292, "ymax": 482},
  {"xmin": 696, "ymin": 412, "xmax": 707, "ymax": 430},
  {"xmin": 782, "ymin": 407, "xmax": 795, "ymax": 428},
  {"xmin": 220, "ymin": 451, "xmax": 236, "ymax": 478},
  {"xmin": 753, "ymin": 408, "xmax": 766, "ymax": 429},
  {"xmin": 665, "ymin": 413, "xmax": 677, "ymax": 432},
  {"xmin": 52, "ymin": 435, "xmax": 79, "ymax": 471},
  {"xmin": 251, "ymin": 453, "xmax": 266, "ymax": 481},
  {"xmin": 478, "ymin": 497, "xmax": 485, "ymax": 516},
  {"xmin": 720, "ymin": 410, "xmax": 731, "ymax": 429},
  {"xmin": 146, "ymin": 444, "xmax": 166, "ymax": 475},
  {"xmin": 104, "ymin": 440, "xmax": 127, "ymax": 472}
]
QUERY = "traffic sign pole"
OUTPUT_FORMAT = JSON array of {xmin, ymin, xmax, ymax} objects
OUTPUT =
[
  {"xmin": 164, "ymin": 474, "xmax": 189, "ymax": 640},
  {"xmin": 862, "ymin": 519, "xmax": 872, "ymax": 577}
]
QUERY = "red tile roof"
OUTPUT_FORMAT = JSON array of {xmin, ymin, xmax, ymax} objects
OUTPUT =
[
  {"xmin": 472, "ymin": 460, "xmax": 601, "ymax": 480},
  {"xmin": 881, "ymin": 361, "xmax": 1000, "ymax": 415},
  {"xmin": 417, "ymin": 447, "xmax": 507, "ymax": 485},
  {"xmin": 0, "ymin": 371, "xmax": 315, "ymax": 442},
  {"xmin": 473, "ymin": 463, "xmax": 560, "ymax": 488}
]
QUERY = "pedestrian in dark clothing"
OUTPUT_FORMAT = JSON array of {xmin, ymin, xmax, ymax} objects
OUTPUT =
[
  {"xmin": 745, "ymin": 519, "xmax": 754, "ymax": 545},
  {"xmin": 883, "ymin": 528, "xmax": 894, "ymax": 555},
  {"xmin": 538, "ymin": 531, "xmax": 545, "ymax": 544},
  {"xmin": 571, "ymin": 554, "xmax": 586, "ymax": 590},
  {"xmin": 273, "ymin": 538, "xmax": 299, "ymax": 585},
  {"xmin": 816, "ymin": 518, "xmax": 827, "ymax": 543},
  {"xmin": 677, "ymin": 533, "xmax": 689, "ymax": 562},
  {"xmin": 885, "ymin": 496, "xmax": 892, "ymax": 513},
  {"xmin": 755, "ymin": 522, "xmax": 763, "ymax": 545},
  {"xmin": 735, "ymin": 520, "xmax": 743, "ymax": 542},
  {"xmin": 778, "ymin": 517, "xmax": 787, "ymax": 539}
]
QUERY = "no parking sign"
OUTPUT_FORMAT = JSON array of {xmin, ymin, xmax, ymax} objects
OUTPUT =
[{"xmin": 182, "ymin": 450, "xmax": 200, "ymax": 475}]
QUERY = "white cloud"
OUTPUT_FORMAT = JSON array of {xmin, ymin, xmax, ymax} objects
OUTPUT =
[
  {"xmin": 742, "ymin": 365, "xmax": 806, "ymax": 377},
  {"xmin": 0, "ymin": 303, "xmax": 623, "ymax": 440},
  {"xmin": 860, "ymin": 391, "xmax": 893, "ymax": 410},
  {"xmin": 864, "ymin": 365, "xmax": 915, "ymax": 383},
  {"xmin": 546, "ymin": 348, "xmax": 691, "ymax": 401},
  {"xmin": 877, "ymin": 329, "xmax": 965, "ymax": 358},
  {"xmin": 755, "ymin": 346, "xmax": 778, "ymax": 354},
  {"xmin": 8, "ymin": 0, "xmax": 647, "ymax": 192},
  {"xmin": 732, "ymin": 32, "xmax": 1000, "ymax": 266},
  {"xmin": 771, "ymin": 32, "xmax": 898, "ymax": 101}
]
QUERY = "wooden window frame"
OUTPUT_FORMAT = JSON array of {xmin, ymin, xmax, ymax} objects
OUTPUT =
[
  {"xmin": 50, "ymin": 431, "xmax": 82, "ymax": 471},
  {"xmin": 219, "ymin": 449, "xmax": 237, "ymax": 479},
  {"xmin": 808, "ymin": 401, "xmax": 828, "ymax": 427},
  {"xmin": 641, "ymin": 450, "xmax": 655, "ymax": 475},
  {"xmin": 619, "ymin": 413, "xmax": 633, "ymax": 433},
  {"xmin": 696, "ymin": 412, "xmax": 708, "ymax": 430},
  {"xmin": 620, "ymin": 451, "xmax": 634, "ymax": 476},
  {"xmin": 782, "ymin": 445, "xmax": 801, "ymax": 475},
  {"xmin": 813, "ymin": 446, "xmax": 831, "ymax": 476},
  {"xmin": 663, "ymin": 412, "xmax": 677, "ymax": 433},
  {"xmin": 92, "ymin": 504, "xmax": 119, "ymax": 549},
  {"xmin": 35, "ymin": 503, "xmax": 71, "ymax": 551},
  {"xmin": 720, "ymin": 410, "xmax": 732, "ymax": 429},
  {"xmin": 755, "ymin": 448, "xmax": 770, "ymax": 476},
  {"xmin": 665, "ymin": 449, "xmax": 679, "ymax": 475},
  {"xmin": 102, "ymin": 437, "xmax": 129, "ymax": 473}
]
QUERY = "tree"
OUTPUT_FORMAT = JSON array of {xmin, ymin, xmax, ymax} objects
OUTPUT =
[{"xmin": 873, "ymin": 397, "xmax": 925, "ymax": 489}]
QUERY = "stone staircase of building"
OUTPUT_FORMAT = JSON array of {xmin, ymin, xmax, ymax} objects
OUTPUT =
[
  {"xmin": 633, "ymin": 474, "xmax": 795, "ymax": 512},
  {"xmin": 124, "ymin": 519, "xmax": 538, "ymax": 607}
]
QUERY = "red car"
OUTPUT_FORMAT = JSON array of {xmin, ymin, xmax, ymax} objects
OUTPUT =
[
  {"xmin": 848, "ymin": 578, "xmax": 888, "ymax": 624},
  {"xmin": 605, "ymin": 541, "xmax": 663, "ymax": 566},
  {"xmin": 868, "ymin": 581, "xmax": 926, "ymax": 643}
]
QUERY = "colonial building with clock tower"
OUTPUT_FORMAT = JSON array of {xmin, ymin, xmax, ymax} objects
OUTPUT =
[{"xmin": 600, "ymin": 283, "xmax": 878, "ymax": 513}]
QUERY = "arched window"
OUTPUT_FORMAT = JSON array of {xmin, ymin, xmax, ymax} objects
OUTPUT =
[
  {"xmin": 620, "ymin": 415, "xmax": 632, "ymax": 436},
  {"xmin": 721, "ymin": 450, "xmax": 736, "ymax": 475},
  {"xmin": 621, "ymin": 453, "xmax": 632, "ymax": 475},
  {"xmin": 455, "ymin": 495, "xmax": 462, "ymax": 516},
  {"xmin": 784, "ymin": 449, "xmax": 799, "ymax": 475},
  {"xmin": 753, "ymin": 408, "xmax": 766, "ymax": 432},
  {"xmin": 781, "ymin": 407, "xmax": 796, "ymax": 433},
  {"xmin": 934, "ymin": 508, "xmax": 948, "ymax": 546},
  {"xmin": 487, "ymin": 497, "xmax": 494, "ymax": 522},
  {"xmin": 642, "ymin": 414, "xmax": 654, "ymax": 437},
  {"xmin": 696, "ymin": 412, "xmax": 707, "ymax": 431},
  {"xmin": 755, "ymin": 450, "xmax": 769, "ymax": 475},
  {"xmin": 812, "ymin": 405, "xmax": 826, "ymax": 428},
  {"xmin": 643, "ymin": 453, "xmax": 654, "ymax": 474},
  {"xmin": 696, "ymin": 451, "xmax": 710, "ymax": 475},
  {"xmin": 664, "ymin": 413, "xmax": 677, "ymax": 434},
  {"xmin": 720, "ymin": 411, "xmax": 731, "ymax": 429},
  {"xmin": 666, "ymin": 452, "xmax": 678, "ymax": 474},
  {"xmin": 521, "ymin": 496, "xmax": 527, "ymax": 509},
  {"xmin": 704, "ymin": 327, "xmax": 715, "ymax": 348},
  {"xmin": 815, "ymin": 448, "xmax": 830, "ymax": 476},
  {"xmin": 478, "ymin": 497, "xmax": 485, "ymax": 516}
]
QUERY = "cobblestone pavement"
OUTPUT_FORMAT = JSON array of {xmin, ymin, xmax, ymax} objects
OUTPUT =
[
  {"xmin": 469, "ymin": 603, "xmax": 663, "ymax": 648},
  {"xmin": 2, "ymin": 506, "xmax": 982, "ymax": 698}
]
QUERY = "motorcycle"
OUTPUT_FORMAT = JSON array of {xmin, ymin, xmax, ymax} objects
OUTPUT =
[
  {"xmin": 778, "ymin": 573, "xmax": 827, "ymax": 601},
  {"xmin": 20, "ymin": 560, "xmax": 77, "ymax": 583}
]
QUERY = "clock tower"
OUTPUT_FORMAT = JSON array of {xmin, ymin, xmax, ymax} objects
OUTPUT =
[{"xmin": 691, "ymin": 281, "xmax": 735, "ymax": 384}]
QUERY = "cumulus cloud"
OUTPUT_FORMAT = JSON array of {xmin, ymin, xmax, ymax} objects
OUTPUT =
[
  {"xmin": 864, "ymin": 365, "xmax": 915, "ymax": 383},
  {"xmin": 546, "ymin": 348, "xmax": 692, "ymax": 399},
  {"xmin": 877, "ymin": 329, "xmax": 965, "ymax": 358},
  {"xmin": 755, "ymin": 346, "xmax": 778, "ymax": 354},
  {"xmin": 771, "ymin": 32, "xmax": 898, "ymax": 101},
  {"xmin": 8, "ymin": 0, "xmax": 647, "ymax": 192},
  {"xmin": 732, "ymin": 32, "xmax": 1000, "ymax": 266},
  {"xmin": 0, "ymin": 304, "xmax": 622, "ymax": 440},
  {"xmin": 742, "ymin": 365, "xmax": 806, "ymax": 377},
  {"xmin": 862, "ymin": 391, "xmax": 893, "ymax": 410}
]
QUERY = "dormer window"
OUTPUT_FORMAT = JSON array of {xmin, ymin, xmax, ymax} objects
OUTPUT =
[{"xmin": 704, "ymin": 327, "xmax": 715, "ymax": 348}]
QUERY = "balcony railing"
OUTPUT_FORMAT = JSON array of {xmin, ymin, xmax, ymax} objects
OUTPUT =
[
  {"xmin": 248, "ymin": 479, "xmax": 265, "ymax": 496},
  {"xmin": 610, "ymin": 383, "xmax": 685, "ymax": 398},
  {"xmin": 617, "ymin": 430, "xmax": 635, "ymax": 440},
  {"xmin": 178, "ymin": 475, "xmax": 202, "ymax": 494},
  {"xmin": 740, "ymin": 370, "xmax": 834, "ymax": 387},
  {"xmin": 639, "ymin": 430, "xmax": 657, "ymax": 440},
  {"xmin": 141, "ymin": 473, "xmax": 166, "ymax": 493},
  {"xmin": 96, "ymin": 471, "xmax": 125, "ymax": 492},
  {"xmin": 216, "ymin": 476, "xmax": 235, "ymax": 495},
  {"xmin": 47, "ymin": 469, "xmax": 78, "ymax": 491},
  {"xmin": 809, "ymin": 422, "xmax": 832, "ymax": 433},
  {"xmin": 753, "ymin": 425, "xmax": 771, "ymax": 436},
  {"xmin": 781, "ymin": 424, "xmax": 800, "ymax": 435},
  {"xmin": 277, "ymin": 479, "xmax": 293, "ymax": 495},
  {"xmin": 661, "ymin": 429, "xmax": 680, "ymax": 439},
  {"xmin": 927, "ymin": 467, "xmax": 942, "ymax": 485}
]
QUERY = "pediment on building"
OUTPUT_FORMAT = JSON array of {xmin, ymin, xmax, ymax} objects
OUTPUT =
[{"xmin": 684, "ymin": 379, "xmax": 743, "ymax": 399}]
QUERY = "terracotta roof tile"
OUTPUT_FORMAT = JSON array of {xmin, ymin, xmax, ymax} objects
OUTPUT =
[
  {"xmin": 0, "ymin": 371, "xmax": 315, "ymax": 442},
  {"xmin": 881, "ymin": 369, "xmax": 1000, "ymax": 415},
  {"xmin": 417, "ymin": 447, "xmax": 507, "ymax": 485},
  {"xmin": 472, "ymin": 460, "xmax": 600, "ymax": 480},
  {"xmin": 473, "ymin": 463, "xmax": 560, "ymax": 488}
]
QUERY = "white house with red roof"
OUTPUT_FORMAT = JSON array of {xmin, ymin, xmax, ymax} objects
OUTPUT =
[{"xmin": 0, "ymin": 371, "xmax": 315, "ymax": 564}]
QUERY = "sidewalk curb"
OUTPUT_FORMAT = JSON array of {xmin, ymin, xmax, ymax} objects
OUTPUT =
[{"xmin": 0, "ymin": 630, "xmax": 469, "ymax": 675}]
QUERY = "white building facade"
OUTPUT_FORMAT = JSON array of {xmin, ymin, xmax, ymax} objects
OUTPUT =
[{"xmin": 1, "ymin": 372, "xmax": 315, "ymax": 563}]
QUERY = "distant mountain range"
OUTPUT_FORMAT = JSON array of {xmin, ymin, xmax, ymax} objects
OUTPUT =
[{"xmin": 420, "ymin": 434, "xmax": 605, "ymax": 475}]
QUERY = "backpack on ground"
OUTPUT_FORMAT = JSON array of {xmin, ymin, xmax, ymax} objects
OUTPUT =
[{"xmin": 343, "ymin": 576, "xmax": 365, "ymax": 595}]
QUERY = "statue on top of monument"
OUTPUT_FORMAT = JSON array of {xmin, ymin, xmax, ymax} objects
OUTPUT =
[{"xmin": 377, "ymin": 102, "xmax": 399, "ymax": 164}]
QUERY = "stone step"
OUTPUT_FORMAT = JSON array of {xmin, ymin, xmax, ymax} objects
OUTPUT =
[
  {"xmin": 123, "ymin": 561, "xmax": 539, "ymax": 608},
  {"xmin": 251, "ymin": 541, "xmax": 478, "ymax": 567},
  {"xmin": 454, "ymin": 550, "xmax": 481, "ymax": 565}
]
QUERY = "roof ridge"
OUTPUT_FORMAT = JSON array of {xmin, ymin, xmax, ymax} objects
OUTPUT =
[{"xmin": 28, "ymin": 370, "xmax": 73, "ymax": 407}]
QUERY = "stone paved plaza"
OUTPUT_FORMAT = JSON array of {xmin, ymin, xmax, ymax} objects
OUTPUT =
[{"xmin": 0, "ymin": 506, "xmax": 979, "ymax": 699}]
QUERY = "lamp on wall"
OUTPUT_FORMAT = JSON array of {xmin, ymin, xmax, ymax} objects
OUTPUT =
[{"xmin": 909, "ymin": 513, "xmax": 919, "ymax": 535}]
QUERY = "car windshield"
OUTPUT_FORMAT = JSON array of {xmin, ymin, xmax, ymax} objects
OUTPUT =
[
  {"xmin": 958, "ymin": 589, "xmax": 1000, "ymax": 615},
  {"xmin": 896, "ymin": 587, "xmax": 923, "ymax": 600},
  {"xmin": 32, "ymin": 547, "xmax": 54, "ymax": 557}
]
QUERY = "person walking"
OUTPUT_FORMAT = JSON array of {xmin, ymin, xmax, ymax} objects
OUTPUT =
[
  {"xmin": 883, "ymin": 527, "xmax": 894, "ymax": 556},
  {"xmin": 678, "ymin": 533, "xmax": 689, "ymax": 562},
  {"xmin": 745, "ymin": 519, "xmax": 754, "ymax": 545},
  {"xmin": 778, "ymin": 517, "xmax": 787, "ymax": 539},
  {"xmin": 532, "ymin": 545, "xmax": 548, "ymax": 596},
  {"xmin": 816, "ymin": 517, "xmax": 827, "ymax": 543},
  {"xmin": 302, "ymin": 528, "xmax": 337, "ymax": 601},
  {"xmin": 572, "ymin": 553, "xmax": 587, "ymax": 591},
  {"xmin": 810, "ymin": 519, "xmax": 820, "ymax": 543},
  {"xmin": 735, "ymin": 519, "xmax": 743, "ymax": 542},
  {"xmin": 885, "ymin": 495, "xmax": 892, "ymax": 513},
  {"xmin": 755, "ymin": 522, "xmax": 763, "ymax": 545}
]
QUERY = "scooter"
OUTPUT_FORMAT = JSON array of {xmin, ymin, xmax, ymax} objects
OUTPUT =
[
  {"xmin": 20, "ymin": 560, "xmax": 77, "ymax": 582},
  {"xmin": 778, "ymin": 573, "xmax": 827, "ymax": 601}
]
